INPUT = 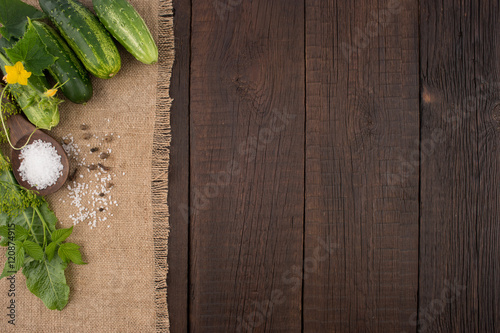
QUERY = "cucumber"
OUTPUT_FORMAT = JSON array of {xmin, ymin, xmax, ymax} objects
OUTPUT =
[
  {"xmin": 38, "ymin": 0, "xmax": 121, "ymax": 79},
  {"xmin": 31, "ymin": 21, "xmax": 93, "ymax": 104},
  {"xmin": 0, "ymin": 52, "xmax": 61, "ymax": 130},
  {"xmin": 93, "ymin": 0, "xmax": 158, "ymax": 64}
]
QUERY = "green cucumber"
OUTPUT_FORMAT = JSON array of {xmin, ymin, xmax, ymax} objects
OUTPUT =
[
  {"xmin": 92, "ymin": 0, "xmax": 158, "ymax": 65},
  {"xmin": 38, "ymin": 0, "xmax": 121, "ymax": 79},
  {"xmin": 31, "ymin": 21, "xmax": 93, "ymax": 104},
  {"xmin": 0, "ymin": 52, "xmax": 61, "ymax": 130}
]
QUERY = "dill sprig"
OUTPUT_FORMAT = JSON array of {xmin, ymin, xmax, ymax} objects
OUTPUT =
[{"xmin": 0, "ymin": 151, "xmax": 42, "ymax": 216}]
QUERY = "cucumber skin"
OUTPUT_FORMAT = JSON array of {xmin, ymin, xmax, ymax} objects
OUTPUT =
[
  {"xmin": 39, "ymin": 0, "xmax": 121, "ymax": 79},
  {"xmin": 32, "ymin": 21, "xmax": 93, "ymax": 104},
  {"xmin": 0, "ymin": 53, "xmax": 60, "ymax": 130},
  {"xmin": 93, "ymin": 0, "xmax": 158, "ymax": 65}
]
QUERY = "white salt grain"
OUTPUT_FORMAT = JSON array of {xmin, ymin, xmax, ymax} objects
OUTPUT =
[{"xmin": 18, "ymin": 140, "xmax": 63, "ymax": 190}]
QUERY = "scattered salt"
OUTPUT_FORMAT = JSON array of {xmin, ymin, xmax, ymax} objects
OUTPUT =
[
  {"xmin": 61, "ymin": 133, "xmax": 121, "ymax": 229},
  {"xmin": 18, "ymin": 140, "xmax": 63, "ymax": 190}
]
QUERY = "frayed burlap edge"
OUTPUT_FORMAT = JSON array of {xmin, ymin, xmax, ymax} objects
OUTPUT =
[{"xmin": 153, "ymin": 0, "xmax": 174, "ymax": 331}]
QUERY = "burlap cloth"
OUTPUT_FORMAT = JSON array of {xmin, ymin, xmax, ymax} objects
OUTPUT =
[{"xmin": 0, "ymin": 0, "xmax": 173, "ymax": 331}]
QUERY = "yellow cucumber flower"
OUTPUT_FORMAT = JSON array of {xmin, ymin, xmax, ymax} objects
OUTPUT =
[
  {"xmin": 4, "ymin": 62, "xmax": 31, "ymax": 85},
  {"xmin": 44, "ymin": 88, "xmax": 58, "ymax": 98}
]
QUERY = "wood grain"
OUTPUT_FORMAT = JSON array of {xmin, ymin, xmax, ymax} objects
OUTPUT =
[
  {"xmin": 189, "ymin": 0, "xmax": 305, "ymax": 331},
  {"xmin": 419, "ymin": 1, "xmax": 500, "ymax": 331},
  {"xmin": 167, "ymin": 0, "xmax": 191, "ymax": 331},
  {"xmin": 304, "ymin": 0, "xmax": 420, "ymax": 331},
  {"xmin": 168, "ymin": 0, "xmax": 500, "ymax": 330}
]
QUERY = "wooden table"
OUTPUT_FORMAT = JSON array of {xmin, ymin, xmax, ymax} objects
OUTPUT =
[{"xmin": 168, "ymin": 0, "xmax": 500, "ymax": 332}]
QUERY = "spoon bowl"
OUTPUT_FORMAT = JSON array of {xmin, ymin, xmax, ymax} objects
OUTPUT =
[{"xmin": 7, "ymin": 114, "xmax": 69, "ymax": 196}]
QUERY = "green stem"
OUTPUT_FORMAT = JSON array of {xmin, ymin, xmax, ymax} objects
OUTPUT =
[
  {"xmin": 34, "ymin": 206, "xmax": 50, "ymax": 248},
  {"xmin": 23, "ymin": 210, "xmax": 40, "ymax": 246},
  {"xmin": 0, "ymin": 85, "xmax": 13, "ymax": 147}
]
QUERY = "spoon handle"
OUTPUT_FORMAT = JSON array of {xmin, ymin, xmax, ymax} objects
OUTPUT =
[{"xmin": 7, "ymin": 114, "xmax": 37, "ymax": 149}]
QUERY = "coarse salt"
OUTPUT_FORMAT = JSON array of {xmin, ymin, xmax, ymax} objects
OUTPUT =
[
  {"xmin": 18, "ymin": 140, "xmax": 63, "ymax": 190},
  {"xmin": 61, "ymin": 133, "xmax": 120, "ymax": 229}
]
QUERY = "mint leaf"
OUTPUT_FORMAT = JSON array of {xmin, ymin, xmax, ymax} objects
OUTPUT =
[
  {"xmin": 0, "ymin": 225, "xmax": 30, "ymax": 243},
  {"xmin": 14, "ymin": 240, "xmax": 24, "ymax": 271},
  {"xmin": 14, "ymin": 225, "xmax": 29, "ymax": 241},
  {"xmin": 22, "ymin": 255, "xmax": 69, "ymax": 310},
  {"xmin": 4, "ymin": 20, "xmax": 56, "ymax": 76},
  {"xmin": 0, "ymin": 0, "xmax": 45, "ymax": 41},
  {"xmin": 45, "ymin": 241, "xmax": 57, "ymax": 262},
  {"xmin": 58, "ymin": 242, "xmax": 86, "ymax": 265},
  {"xmin": 23, "ymin": 240, "xmax": 43, "ymax": 260},
  {"xmin": 51, "ymin": 226, "xmax": 73, "ymax": 244}
]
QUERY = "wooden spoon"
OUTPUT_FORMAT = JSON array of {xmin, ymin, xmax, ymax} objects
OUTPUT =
[{"xmin": 7, "ymin": 114, "xmax": 69, "ymax": 196}]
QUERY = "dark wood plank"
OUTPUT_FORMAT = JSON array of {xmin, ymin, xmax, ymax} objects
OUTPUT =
[
  {"xmin": 167, "ymin": 0, "xmax": 190, "ymax": 331},
  {"xmin": 304, "ymin": 0, "xmax": 420, "ymax": 331},
  {"xmin": 419, "ymin": 1, "xmax": 500, "ymax": 332},
  {"xmin": 189, "ymin": 0, "xmax": 305, "ymax": 331}
]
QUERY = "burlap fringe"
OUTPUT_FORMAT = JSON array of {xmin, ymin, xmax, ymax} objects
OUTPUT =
[{"xmin": 152, "ymin": 0, "xmax": 174, "ymax": 331}]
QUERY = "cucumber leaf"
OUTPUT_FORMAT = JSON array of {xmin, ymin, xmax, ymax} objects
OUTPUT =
[
  {"xmin": 4, "ymin": 20, "xmax": 56, "ymax": 76},
  {"xmin": 0, "ymin": 0, "xmax": 45, "ymax": 41},
  {"xmin": 0, "ymin": 37, "xmax": 14, "ymax": 55},
  {"xmin": 22, "ymin": 255, "xmax": 69, "ymax": 310}
]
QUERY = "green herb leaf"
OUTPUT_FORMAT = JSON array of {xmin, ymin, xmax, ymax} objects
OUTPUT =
[
  {"xmin": 22, "ymin": 255, "xmax": 69, "ymax": 310},
  {"xmin": 13, "ymin": 240, "xmax": 24, "ymax": 271},
  {"xmin": 0, "ymin": 151, "xmax": 84, "ymax": 311},
  {"xmin": 58, "ymin": 242, "xmax": 86, "ymax": 265},
  {"xmin": 36, "ymin": 203, "xmax": 57, "ymax": 235},
  {"xmin": 0, "ymin": 0, "xmax": 45, "ymax": 41},
  {"xmin": 0, "ymin": 259, "xmax": 18, "ymax": 279},
  {"xmin": 0, "ymin": 239, "xmax": 21, "ymax": 278},
  {"xmin": 23, "ymin": 240, "xmax": 44, "ymax": 260},
  {"xmin": 45, "ymin": 241, "xmax": 57, "ymax": 262},
  {"xmin": 1, "ymin": 206, "xmax": 45, "ymax": 246},
  {"xmin": 14, "ymin": 225, "xmax": 29, "ymax": 241},
  {"xmin": 0, "ymin": 225, "xmax": 30, "ymax": 243},
  {"xmin": 4, "ymin": 20, "xmax": 57, "ymax": 76},
  {"xmin": 51, "ymin": 226, "xmax": 73, "ymax": 244},
  {"xmin": 0, "ymin": 225, "xmax": 8, "ymax": 238}
]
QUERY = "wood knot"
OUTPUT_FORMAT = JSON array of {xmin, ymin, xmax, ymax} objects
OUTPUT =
[
  {"xmin": 479, "ymin": 102, "xmax": 500, "ymax": 151},
  {"xmin": 422, "ymin": 85, "xmax": 439, "ymax": 104},
  {"xmin": 349, "ymin": 94, "xmax": 383, "ymax": 152},
  {"xmin": 491, "ymin": 103, "xmax": 500, "ymax": 124}
]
